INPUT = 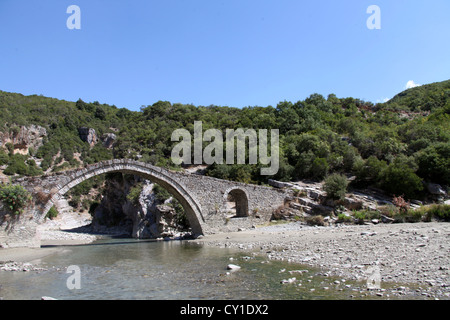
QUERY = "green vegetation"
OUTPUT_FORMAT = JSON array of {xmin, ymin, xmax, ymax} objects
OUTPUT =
[
  {"xmin": 0, "ymin": 184, "xmax": 32, "ymax": 215},
  {"xmin": 126, "ymin": 182, "xmax": 144, "ymax": 205},
  {"xmin": 1, "ymin": 79, "xmax": 449, "ymax": 201},
  {"xmin": 45, "ymin": 206, "xmax": 59, "ymax": 220},
  {"xmin": 323, "ymin": 173, "xmax": 349, "ymax": 200},
  {"xmin": 337, "ymin": 204, "xmax": 450, "ymax": 225},
  {"xmin": 413, "ymin": 204, "xmax": 450, "ymax": 222}
]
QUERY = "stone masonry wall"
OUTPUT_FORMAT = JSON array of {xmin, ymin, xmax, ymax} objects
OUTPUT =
[{"xmin": 5, "ymin": 160, "xmax": 289, "ymax": 246}]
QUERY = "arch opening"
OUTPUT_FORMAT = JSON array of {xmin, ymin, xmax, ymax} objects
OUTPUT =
[{"xmin": 225, "ymin": 188, "xmax": 249, "ymax": 218}]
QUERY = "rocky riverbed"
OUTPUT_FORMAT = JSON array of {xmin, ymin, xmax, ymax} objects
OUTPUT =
[{"xmin": 196, "ymin": 221, "xmax": 450, "ymax": 299}]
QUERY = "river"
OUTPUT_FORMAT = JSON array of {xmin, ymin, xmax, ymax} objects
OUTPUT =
[{"xmin": 0, "ymin": 238, "xmax": 420, "ymax": 300}]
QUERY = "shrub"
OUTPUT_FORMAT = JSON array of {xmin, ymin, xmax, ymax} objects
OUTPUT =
[
  {"xmin": 378, "ymin": 204, "xmax": 397, "ymax": 218},
  {"xmin": 380, "ymin": 163, "xmax": 423, "ymax": 199},
  {"xmin": 68, "ymin": 195, "xmax": 80, "ymax": 208},
  {"xmin": 153, "ymin": 184, "xmax": 172, "ymax": 202},
  {"xmin": 45, "ymin": 206, "xmax": 59, "ymax": 220},
  {"xmin": 311, "ymin": 157, "xmax": 329, "ymax": 180},
  {"xmin": 417, "ymin": 204, "xmax": 450, "ymax": 222},
  {"xmin": 4, "ymin": 155, "xmax": 28, "ymax": 176},
  {"xmin": 0, "ymin": 184, "xmax": 32, "ymax": 215},
  {"xmin": 126, "ymin": 183, "xmax": 144, "ymax": 205},
  {"xmin": 392, "ymin": 195, "xmax": 410, "ymax": 213},
  {"xmin": 0, "ymin": 150, "xmax": 9, "ymax": 165},
  {"xmin": 323, "ymin": 173, "xmax": 349, "ymax": 200},
  {"xmin": 353, "ymin": 211, "xmax": 367, "ymax": 224},
  {"xmin": 306, "ymin": 215, "xmax": 325, "ymax": 226},
  {"xmin": 337, "ymin": 213, "xmax": 352, "ymax": 223},
  {"xmin": 404, "ymin": 209, "xmax": 424, "ymax": 223},
  {"xmin": 430, "ymin": 204, "xmax": 450, "ymax": 221},
  {"xmin": 292, "ymin": 188, "xmax": 307, "ymax": 198},
  {"xmin": 353, "ymin": 156, "xmax": 387, "ymax": 187}
]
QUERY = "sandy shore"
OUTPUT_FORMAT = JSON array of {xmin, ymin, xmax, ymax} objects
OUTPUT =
[
  {"xmin": 0, "ymin": 247, "xmax": 62, "ymax": 264},
  {"xmin": 196, "ymin": 221, "xmax": 450, "ymax": 299},
  {"xmin": 0, "ymin": 230, "xmax": 99, "ymax": 264}
]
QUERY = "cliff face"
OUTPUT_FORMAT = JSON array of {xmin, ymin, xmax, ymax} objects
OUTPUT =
[
  {"xmin": 0, "ymin": 125, "xmax": 47, "ymax": 154},
  {"xmin": 92, "ymin": 174, "xmax": 188, "ymax": 239}
]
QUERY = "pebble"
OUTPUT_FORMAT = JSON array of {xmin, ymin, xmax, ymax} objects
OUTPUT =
[
  {"xmin": 0, "ymin": 261, "xmax": 47, "ymax": 272},
  {"xmin": 281, "ymin": 277, "xmax": 297, "ymax": 284},
  {"xmin": 226, "ymin": 264, "xmax": 241, "ymax": 271}
]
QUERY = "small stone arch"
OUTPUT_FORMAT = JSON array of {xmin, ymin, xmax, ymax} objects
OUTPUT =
[{"xmin": 223, "ymin": 187, "xmax": 249, "ymax": 217}]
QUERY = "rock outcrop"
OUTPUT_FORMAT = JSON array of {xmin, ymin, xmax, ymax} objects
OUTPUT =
[
  {"xmin": 269, "ymin": 179, "xmax": 397, "ymax": 224},
  {"xmin": 78, "ymin": 127, "xmax": 98, "ymax": 147},
  {"xmin": 91, "ymin": 174, "xmax": 189, "ymax": 239},
  {"xmin": 101, "ymin": 133, "xmax": 117, "ymax": 149},
  {"xmin": 0, "ymin": 125, "xmax": 47, "ymax": 153}
]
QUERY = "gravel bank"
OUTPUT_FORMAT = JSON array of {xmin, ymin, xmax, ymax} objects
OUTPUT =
[
  {"xmin": 40, "ymin": 229, "xmax": 99, "ymax": 246},
  {"xmin": 196, "ymin": 221, "xmax": 450, "ymax": 299}
]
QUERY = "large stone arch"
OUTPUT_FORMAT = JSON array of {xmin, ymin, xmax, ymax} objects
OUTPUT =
[{"xmin": 39, "ymin": 160, "xmax": 205, "ymax": 236}]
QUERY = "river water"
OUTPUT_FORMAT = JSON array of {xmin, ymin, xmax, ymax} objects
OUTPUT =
[{"xmin": 0, "ymin": 238, "xmax": 418, "ymax": 300}]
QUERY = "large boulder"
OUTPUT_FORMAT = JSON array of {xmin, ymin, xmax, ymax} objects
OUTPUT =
[
  {"xmin": 426, "ymin": 183, "xmax": 447, "ymax": 196},
  {"xmin": 268, "ymin": 179, "xmax": 294, "ymax": 189},
  {"xmin": 101, "ymin": 133, "xmax": 117, "ymax": 149},
  {"xmin": 78, "ymin": 127, "xmax": 98, "ymax": 146}
]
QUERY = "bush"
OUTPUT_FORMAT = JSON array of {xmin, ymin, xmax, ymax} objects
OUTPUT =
[
  {"xmin": 305, "ymin": 215, "xmax": 325, "ymax": 226},
  {"xmin": 353, "ymin": 156, "xmax": 387, "ymax": 187},
  {"xmin": 311, "ymin": 157, "xmax": 329, "ymax": 180},
  {"xmin": 323, "ymin": 173, "xmax": 349, "ymax": 200},
  {"xmin": 415, "ymin": 204, "xmax": 450, "ymax": 222},
  {"xmin": 353, "ymin": 210, "xmax": 367, "ymax": 224},
  {"xmin": 392, "ymin": 195, "xmax": 410, "ymax": 213},
  {"xmin": 4, "ymin": 154, "xmax": 28, "ymax": 175},
  {"xmin": 337, "ymin": 213, "xmax": 352, "ymax": 223},
  {"xmin": 381, "ymin": 163, "xmax": 423, "ymax": 199},
  {"xmin": 0, "ymin": 184, "xmax": 32, "ymax": 215},
  {"xmin": 126, "ymin": 182, "xmax": 144, "ymax": 205},
  {"xmin": 429, "ymin": 204, "xmax": 450, "ymax": 221},
  {"xmin": 0, "ymin": 150, "xmax": 9, "ymax": 165},
  {"xmin": 153, "ymin": 184, "xmax": 172, "ymax": 202},
  {"xmin": 404, "ymin": 210, "xmax": 424, "ymax": 223},
  {"xmin": 45, "ymin": 206, "xmax": 59, "ymax": 220}
]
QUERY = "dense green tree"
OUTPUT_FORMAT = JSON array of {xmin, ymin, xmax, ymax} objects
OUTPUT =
[
  {"xmin": 381, "ymin": 162, "xmax": 423, "ymax": 199},
  {"xmin": 0, "ymin": 150, "xmax": 9, "ymax": 165},
  {"xmin": 353, "ymin": 156, "xmax": 388, "ymax": 187},
  {"xmin": 415, "ymin": 143, "xmax": 450, "ymax": 185}
]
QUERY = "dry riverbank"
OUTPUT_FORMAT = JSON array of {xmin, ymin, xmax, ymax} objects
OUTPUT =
[{"xmin": 196, "ymin": 221, "xmax": 450, "ymax": 299}]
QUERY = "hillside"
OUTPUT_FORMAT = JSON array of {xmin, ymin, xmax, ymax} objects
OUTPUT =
[
  {"xmin": 0, "ymin": 80, "xmax": 449, "ymax": 203},
  {"xmin": 386, "ymin": 79, "xmax": 450, "ymax": 112}
]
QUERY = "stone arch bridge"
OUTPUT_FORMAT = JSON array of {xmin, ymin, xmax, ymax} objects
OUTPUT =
[{"xmin": 1, "ymin": 159, "xmax": 288, "ymax": 247}]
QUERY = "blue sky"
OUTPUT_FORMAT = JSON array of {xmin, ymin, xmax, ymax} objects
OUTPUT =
[{"xmin": 0, "ymin": 0, "xmax": 449, "ymax": 111}]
